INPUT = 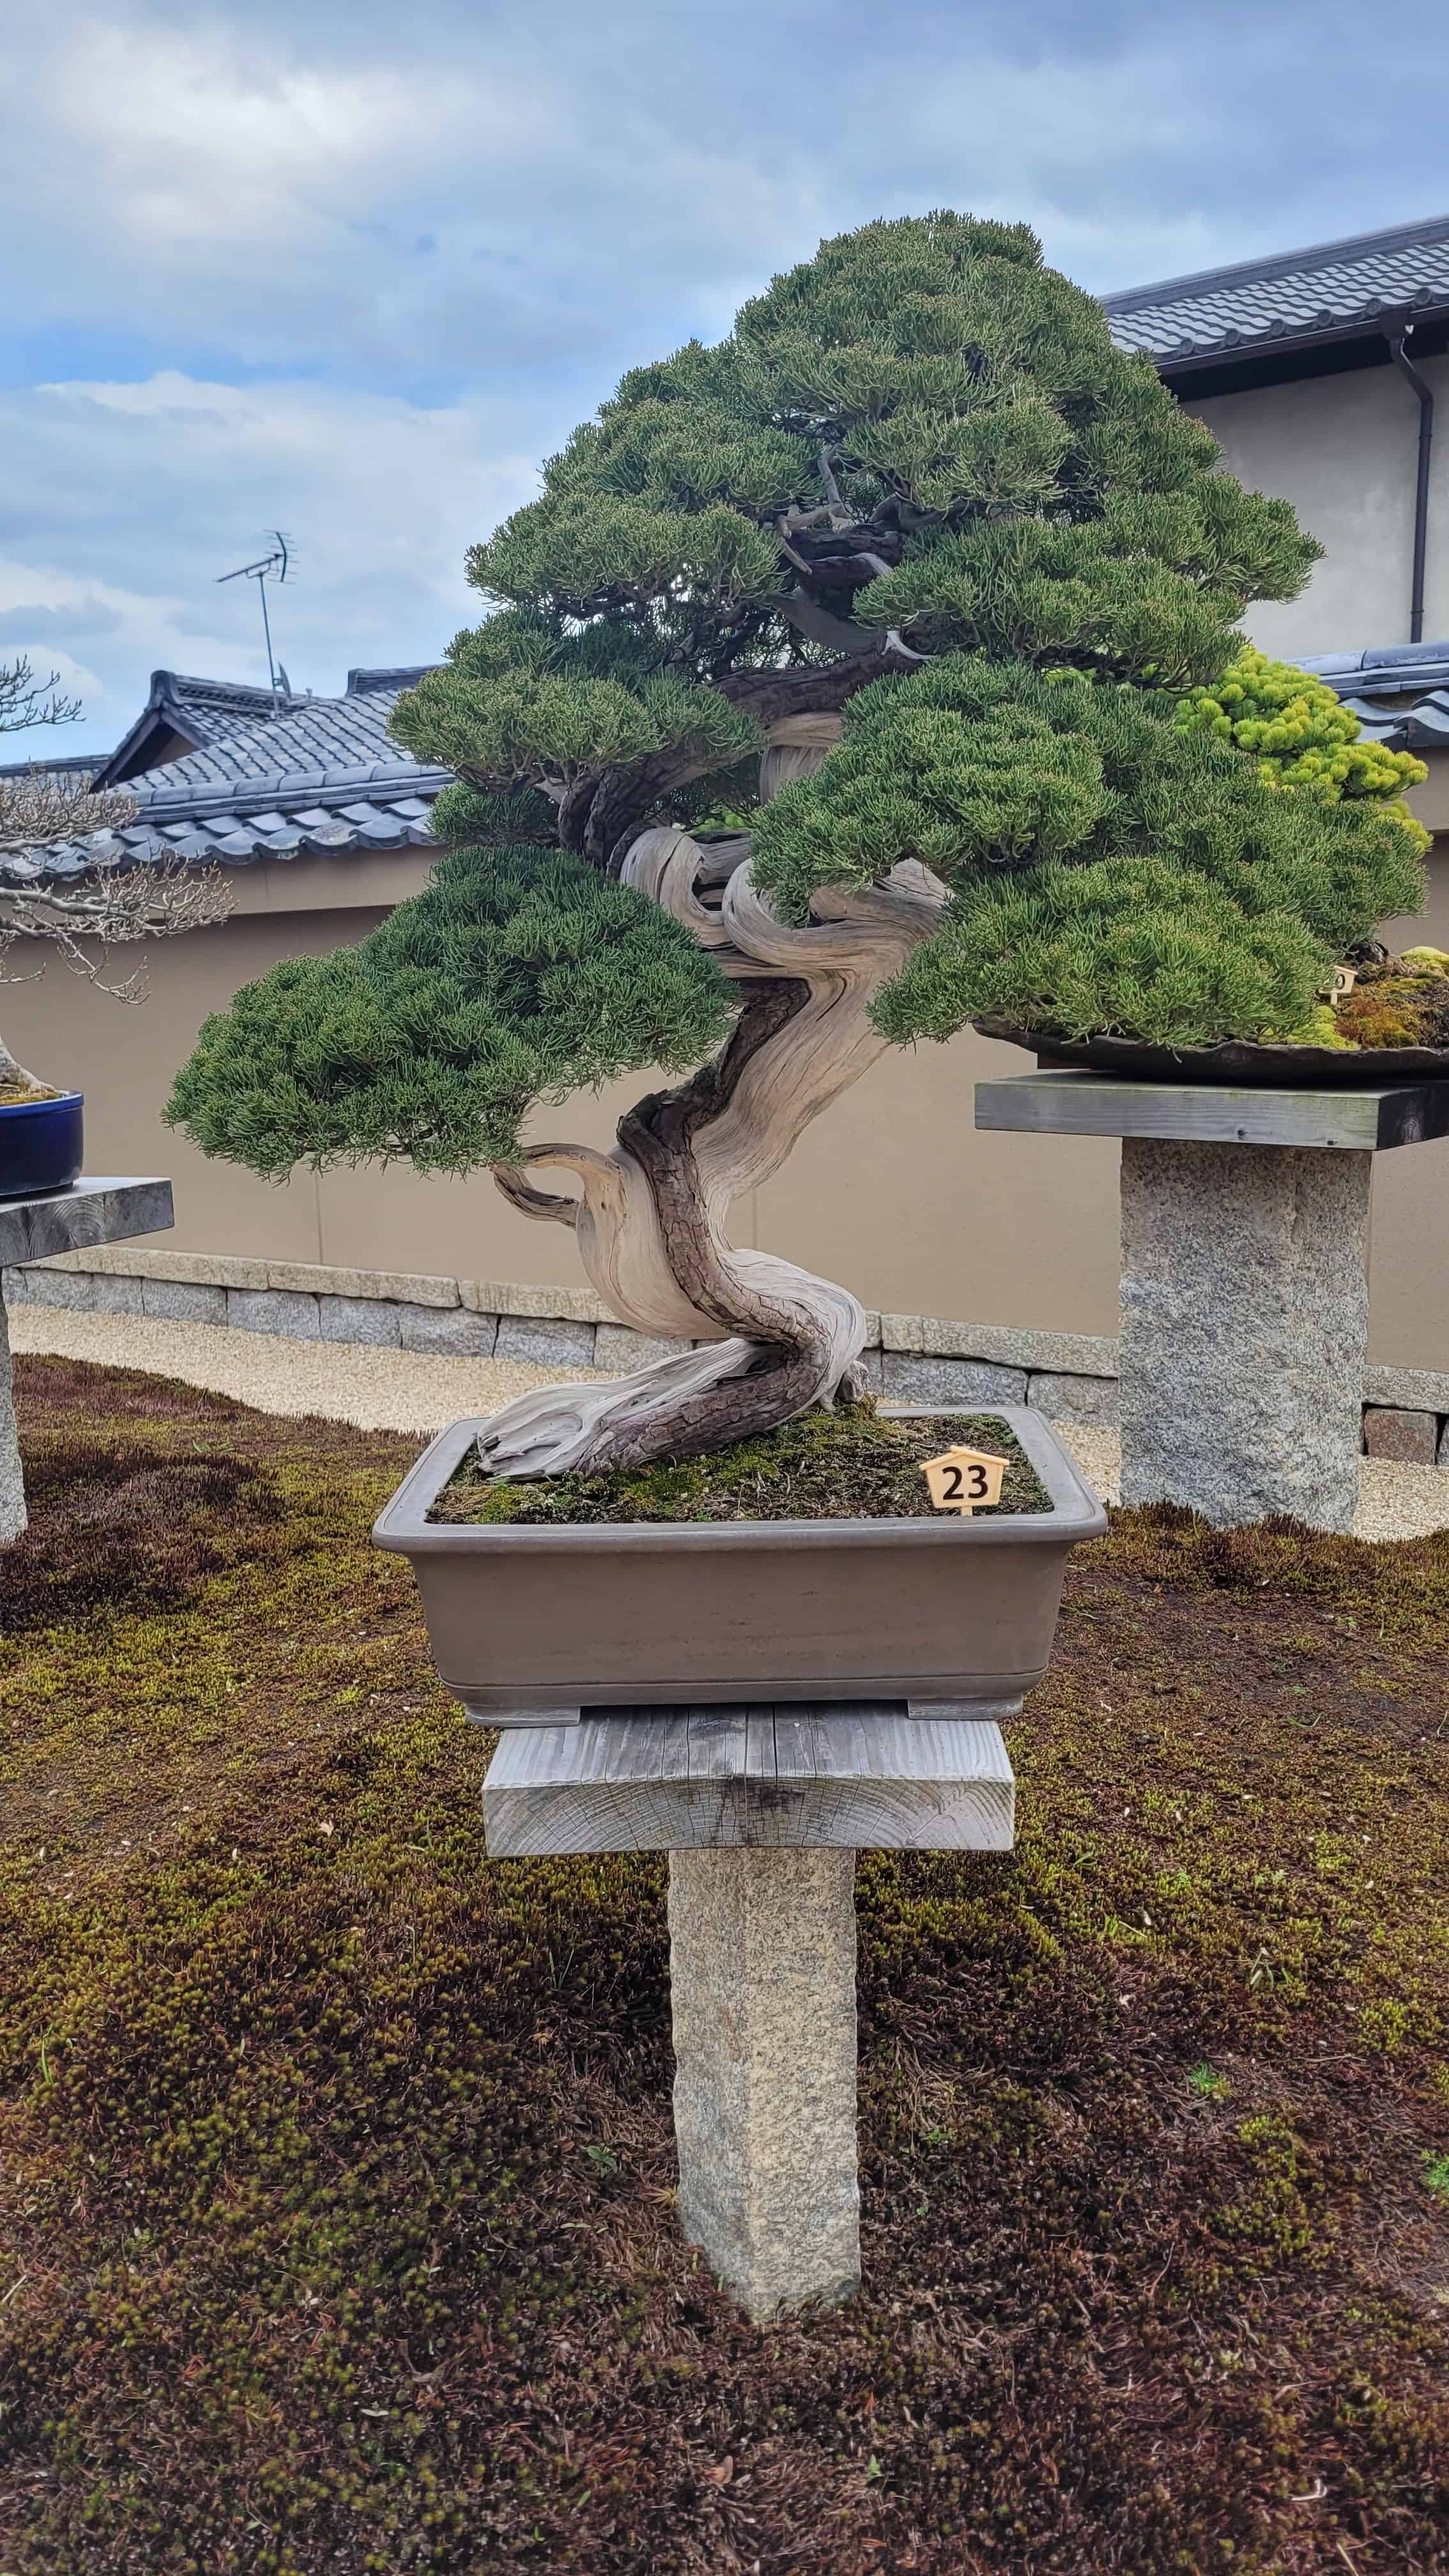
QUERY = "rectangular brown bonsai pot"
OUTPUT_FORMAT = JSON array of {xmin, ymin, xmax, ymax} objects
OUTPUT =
[
  {"xmin": 375, "ymin": 1405, "xmax": 1105, "ymax": 1714},
  {"xmin": 374, "ymin": 1404, "xmax": 1106, "ymax": 1717}
]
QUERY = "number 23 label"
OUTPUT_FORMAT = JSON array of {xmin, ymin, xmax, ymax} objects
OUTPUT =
[{"xmin": 921, "ymin": 1445, "xmax": 1009, "ymax": 1516}]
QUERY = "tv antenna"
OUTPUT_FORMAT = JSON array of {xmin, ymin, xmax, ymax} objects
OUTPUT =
[{"xmin": 217, "ymin": 530, "xmax": 295, "ymax": 693}]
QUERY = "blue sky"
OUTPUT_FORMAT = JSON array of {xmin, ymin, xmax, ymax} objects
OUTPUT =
[{"xmin": 3, "ymin": 0, "xmax": 1448, "ymax": 755}]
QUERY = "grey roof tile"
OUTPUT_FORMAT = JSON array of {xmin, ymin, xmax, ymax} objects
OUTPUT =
[
  {"xmin": 1, "ymin": 668, "xmax": 454, "ymax": 884},
  {"xmin": 1103, "ymin": 213, "xmax": 1449, "ymax": 364}
]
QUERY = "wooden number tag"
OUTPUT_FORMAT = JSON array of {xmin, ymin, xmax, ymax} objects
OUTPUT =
[{"xmin": 921, "ymin": 1445, "xmax": 1008, "ymax": 1517}]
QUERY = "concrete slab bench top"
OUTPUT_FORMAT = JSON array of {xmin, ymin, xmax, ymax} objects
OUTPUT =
[{"xmin": 0, "ymin": 1176, "xmax": 172, "ymax": 1269}]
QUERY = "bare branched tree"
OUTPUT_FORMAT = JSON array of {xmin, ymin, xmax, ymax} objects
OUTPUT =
[
  {"xmin": 0, "ymin": 658, "xmax": 232, "ymax": 1098},
  {"xmin": 0, "ymin": 652, "xmax": 85, "ymax": 738}
]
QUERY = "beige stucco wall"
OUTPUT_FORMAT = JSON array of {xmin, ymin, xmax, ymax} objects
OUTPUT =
[
  {"xmin": 6, "ymin": 829, "xmax": 1449, "ymax": 1369},
  {"xmin": 1187, "ymin": 352, "xmax": 1449, "ymax": 657}
]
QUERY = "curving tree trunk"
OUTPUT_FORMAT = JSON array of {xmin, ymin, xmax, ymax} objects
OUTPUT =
[{"xmin": 477, "ymin": 732, "xmax": 946, "ymax": 1478}]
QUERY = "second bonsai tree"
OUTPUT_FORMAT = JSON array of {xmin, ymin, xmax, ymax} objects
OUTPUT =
[{"xmin": 169, "ymin": 212, "xmax": 1426, "ymax": 1476}]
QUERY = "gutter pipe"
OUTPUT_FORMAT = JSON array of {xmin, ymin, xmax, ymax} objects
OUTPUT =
[{"xmin": 1388, "ymin": 330, "xmax": 1434, "ymax": 644}]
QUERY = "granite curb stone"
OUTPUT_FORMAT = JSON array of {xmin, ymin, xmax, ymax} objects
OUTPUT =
[
  {"xmin": 33, "ymin": 1245, "xmax": 266, "ymax": 1287},
  {"xmin": 881, "ymin": 1353, "xmax": 1028, "ymax": 1405},
  {"xmin": 319, "ymin": 1296, "xmax": 404, "ymax": 1349},
  {"xmin": 1363, "ymin": 1363, "xmax": 1449, "ymax": 1414},
  {"xmin": 270, "ymin": 1261, "xmax": 459, "ymax": 1307},
  {"xmin": 400, "ymin": 1307, "xmax": 500, "ymax": 1358},
  {"xmin": 142, "ymin": 1278, "xmax": 228, "ymax": 1327},
  {"xmin": 89, "ymin": 1275, "xmax": 147, "ymax": 1317},
  {"xmin": 462, "ymin": 1276, "xmax": 611, "ymax": 1324},
  {"xmin": 496, "ymin": 1314, "xmax": 598, "ymax": 1369},
  {"xmin": 594, "ymin": 1322, "xmax": 687, "ymax": 1371},
  {"xmin": 228, "ymin": 1287, "xmax": 322, "ymax": 1340},
  {"xmin": 1362, "ymin": 1406, "xmax": 1439, "ymax": 1464},
  {"xmin": 1027, "ymin": 1369, "xmax": 1119, "ymax": 1426}
]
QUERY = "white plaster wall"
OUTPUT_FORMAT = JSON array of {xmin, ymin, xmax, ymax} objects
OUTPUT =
[{"xmin": 1187, "ymin": 353, "xmax": 1449, "ymax": 656}]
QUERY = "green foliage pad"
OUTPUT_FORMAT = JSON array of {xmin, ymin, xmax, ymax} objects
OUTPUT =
[
  {"xmin": 167, "ymin": 844, "xmax": 735, "ymax": 1178},
  {"xmin": 752, "ymin": 657, "xmax": 1427, "ymax": 1048}
]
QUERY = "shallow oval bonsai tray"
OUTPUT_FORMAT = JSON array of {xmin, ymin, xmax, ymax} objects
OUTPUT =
[
  {"xmin": 374, "ymin": 1405, "xmax": 1107, "ymax": 1715},
  {"xmin": 972, "ymin": 1018, "xmax": 1449, "ymax": 1089}
]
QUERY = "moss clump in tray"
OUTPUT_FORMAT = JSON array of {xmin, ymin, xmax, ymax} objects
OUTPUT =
[{"xmin": 429, "ymin": 1400, "xmax": 1051, "ymax": 1526}]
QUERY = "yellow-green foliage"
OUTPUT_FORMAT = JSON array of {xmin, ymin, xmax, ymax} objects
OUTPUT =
[
  {"xmin": 1178, "ymin": 647, "xmax": 1431, "ymax": 856},
  {"xmin": 2, "ymin": 1360, "xmax": 1447, "ymax": 2572}
]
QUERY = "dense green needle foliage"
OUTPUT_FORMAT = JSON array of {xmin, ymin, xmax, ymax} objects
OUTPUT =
[
  {"xmin": 752, "ymin": 658, "xmax": 1426, "ymax": 1047},
  {"xmin": 172, "ymin": 208, "xmax": 1400, "ymax": 1182},
  {"xmin": 391, "ymin": 211, "xmax": 1317, "ymax": 857},
  {"xmin": 166, "ymin": 847, "xmax": 733, "ymax": 1178}
]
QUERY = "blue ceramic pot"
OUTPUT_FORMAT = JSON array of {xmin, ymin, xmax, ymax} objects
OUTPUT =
[{"xmin": 0, "ymin": 1091, "xmax": 84, "ymax": 1198}]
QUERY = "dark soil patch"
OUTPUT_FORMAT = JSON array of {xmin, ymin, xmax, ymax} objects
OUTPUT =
[
  {"xmin": 432, "ymin": 1400, "xmax": 1050, "ymax": 1525},
  {"xmin": 1, "ymin": 1357, "xmax": 1447, "ymax": 2575},
  {"xmin": 0, "ymin": 1429, "xmax": 284, "ymax": 1635}
]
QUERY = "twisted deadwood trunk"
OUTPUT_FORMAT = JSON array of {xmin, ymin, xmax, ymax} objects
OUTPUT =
[{"xmin": 477, "ymin": 726, "xmax": 946, "ymax": 1476}]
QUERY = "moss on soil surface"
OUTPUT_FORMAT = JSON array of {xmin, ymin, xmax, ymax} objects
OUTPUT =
[
  {"xmin": 1, "ymin": 1359, "xmax": 1448, "ymax": 2576},
  {"xmin": 432, "ymin": 1402, "xmax": 1050, "ymax": 1524}
]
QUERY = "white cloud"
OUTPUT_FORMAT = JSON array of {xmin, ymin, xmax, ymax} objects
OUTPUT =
[
  {"xmin": 3, "ymin": 0, "xmax": 1446, "ymax": 754},
  {"xmin": 0, "ymin": 376, "xmax": 539, "ymax": 753}
]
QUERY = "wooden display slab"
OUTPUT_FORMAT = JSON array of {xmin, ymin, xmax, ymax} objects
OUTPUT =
[
  {"xmin": 482, "ymin": 1701, "xmax": 1018, "ymax": 1856},
  {"xmin": 974, "ymin": 1072, "xmax": 1449, "ymax": 1153}
]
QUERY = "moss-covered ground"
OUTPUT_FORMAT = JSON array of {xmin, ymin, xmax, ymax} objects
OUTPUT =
[{"xmin": 1, "ymin": 1357, "xmax": 1446, "ymax": 2575}]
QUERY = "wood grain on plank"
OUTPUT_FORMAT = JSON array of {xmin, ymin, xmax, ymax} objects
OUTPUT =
[
  {"xmin": 974, "ymin": 1073, "xmax": 1449, "ymax": 1154},
  {"xmin": 484, "ymin": 1702, "xmax": 1016, "ymax": 1857}
]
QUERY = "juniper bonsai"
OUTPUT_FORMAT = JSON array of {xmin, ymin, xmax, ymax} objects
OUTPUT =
[{"xmin": 168, "ymin": 211, "xmax": 1425, "ymax": 1476}]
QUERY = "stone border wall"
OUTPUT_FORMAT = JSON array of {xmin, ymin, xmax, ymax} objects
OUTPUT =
[{"xmin": 5, "ymin": 1246, "xmax": 1447, "ymax": 1464}]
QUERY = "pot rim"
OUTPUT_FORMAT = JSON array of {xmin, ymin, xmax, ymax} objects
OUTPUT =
[
  {"xmin": 0, "ymin": 1089, "xmax": 83, "ymax": 1119},
  {"xmin": 374, "ymin": 1402, "xmax": 1108, "ymax": 1555},
  {"xmin": 972, "ymin": 1016, "xmax": 1449, "ymax": 1087}
]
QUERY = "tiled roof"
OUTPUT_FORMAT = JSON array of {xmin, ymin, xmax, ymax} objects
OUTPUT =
[
  {"xmin": 93, "ymin": 669, "xmax": 289, "ymax": 788},
  {"xmin": 0, "ymin": 751, "xmax": 110, "ymax": 790},
  {"xmin": 1102, "ymin": 213, "xmax": 1449, "ymax": 369},
  {"xmin": 1298, "ymin": 643, "xmax": 1449, "ymax": 751},
  {"xmin": 0, "ymin": 668, "xmax": 449, "ymax": 885}
]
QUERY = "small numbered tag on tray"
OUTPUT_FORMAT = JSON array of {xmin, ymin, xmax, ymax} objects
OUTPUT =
[{"xmin": 921, "ymin": 1444, "xmax": 1008, "ymax": 1517}]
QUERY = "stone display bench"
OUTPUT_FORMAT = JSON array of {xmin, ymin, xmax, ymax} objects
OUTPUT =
[
  {"xmin": 976, "ymin": 1074, "xmax": 1449, "ymax": 1531},
  {"xmin": 0, "ymin": 1177, "xmax": 173, "ymax": 1542},
  {"xmin": 14, "ymin": 1243, "xmax": 1449, "ymax": 1459},
  {"xmin": 483, "ymin": 1699, "xmax": 1016, "ymax": 2322}
]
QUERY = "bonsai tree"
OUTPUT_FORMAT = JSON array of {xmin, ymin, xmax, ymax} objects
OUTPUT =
[
  {"xmin": 167, "ymin": 213, "xmax": 1425, "ymax": 1478},
  {"xmin": 0, "ymin": 657, "xmax": 231, "ymax": 1103}
]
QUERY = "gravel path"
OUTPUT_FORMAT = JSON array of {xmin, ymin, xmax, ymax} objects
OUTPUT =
[
  {"xmin": 10, "ymin": 1303, "xmax": 595, "ymax": 1434},
  {"xmin": 13, "ymin": 1301, "xmax": 1449, "ymax": 1539}
]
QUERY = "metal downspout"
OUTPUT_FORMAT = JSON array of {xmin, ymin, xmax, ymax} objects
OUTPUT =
[{"xmin": 1388, "ymin": 330, "xmax": 1434, "ymax": 645}]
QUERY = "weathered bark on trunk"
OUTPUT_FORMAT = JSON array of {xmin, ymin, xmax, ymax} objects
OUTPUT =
[
  {"xmin": 477, "ymin": 790, "xmax": 946, "ymax": 1476},
  {"xmin": 0, "ymin": 1034, "xmax": 48, "ymax": 1098}
]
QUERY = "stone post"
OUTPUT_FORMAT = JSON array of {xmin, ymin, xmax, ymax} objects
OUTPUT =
[
  {"xmin": 668, "ymin": 1846, "xmax": 861, "ymax": 2320},
  {"xmin": 1119, "ymin": 1138, "xmax": 1371, "ymax": 1532},
  {"xmin": 0, "ymin": 1292, "xmax": 25, "ymax": 1545},
  {"xmin": 0, "ymin": 1178, "xmax": 174, "ymax": 1548}
]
